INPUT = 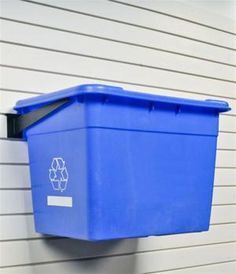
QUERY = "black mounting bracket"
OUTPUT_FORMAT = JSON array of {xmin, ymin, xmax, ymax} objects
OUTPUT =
[{"xmin": 7, "ymin": 98, "xmax": 69, "ymax": 139}]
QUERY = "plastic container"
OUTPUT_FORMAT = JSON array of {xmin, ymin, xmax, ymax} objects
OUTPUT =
[{"xmin": 15, "ymin": 84, "xmax": 230, "ymax": 240}]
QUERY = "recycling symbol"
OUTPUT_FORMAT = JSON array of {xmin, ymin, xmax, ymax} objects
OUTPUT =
[{"xmin": 49, "ymin": 157, "xmax": 69, "ymax": 192}]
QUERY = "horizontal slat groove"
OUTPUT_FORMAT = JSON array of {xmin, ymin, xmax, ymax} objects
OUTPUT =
[
  {"xmin": 1, "ymin": 216, "xmax": 235, "ymax": 241},
  {"xmin": 0, "ymin": 163, "xmax": 29, "ymax": 166},
  {"xmin": 215, "ymin": 167, "xmax": 236, "ymax": 169},
  {"xmin": 144, "ymin": 260, "xmax": 236, "ymax": 274},
  {"xmin": 220, "ymin": 130, "xmax": 236, "ymax": 134},
  {"xmin": 0, "ymin": 236, "xmax": 57, "ymax": 243},
  {"xmin": 213, "ymin": 204, "xmax": 236, "ymax": 206},
  {"xmin": 1, "ymin": 16, "xmax": 235, "ymax": 68},
  {"xmin": 215, "ymin": 185, "xmax": 236, "ymax": 187},
  {"xmin": 1, "ymin": 40, "xmax": 235, "ymax": 83},
  {"xmin": 209, "ymin": 222, "xmax": 236, "ymax": 225},
  {"xmin": 0, "ymin": 88, "xmax": 42, "ymax": 95},
  {"xmin": 3, "ymin": 0, "xmax": 235, "ymax": 65},
  {"xmin": 224, "ymin": 113, "xmax": 236, "ymax": 117},
  {"xmin": 0, "ymin": 230, "xmax": 234, "ymax": 245},
  {"xmin": 1, "ymin": 65, "xmax": 236, "ymax": 100},
  {"xmin": 1, "ymin": 241, "xmax": 236, "ymax": 269},
  {"xmin": 0, "ymin": 188, "xmax": 31, "ymax": 191},
  {"xmin": 0, "ymin": 138, "xmax": 23, "ymax": 142},
  {"xmin": 21, "ymin": 0, "xmax": 236, "ymax": 51},
  {"xmin": 2, "ymin": 247, "xmax": 236, "ymax": 274},
  {"xmin": 217, "ymin": 148, "xmax": 236, "ymax": 152},
  {"xmin": 0, "ymin": 213, "xmax": 33, "ymax": 216},
  {"xmin": 109, "ymin": 0, "xmax": 236, "ymax": 35}
]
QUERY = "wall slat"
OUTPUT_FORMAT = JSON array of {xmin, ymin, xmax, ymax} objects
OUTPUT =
[
  {"xmin": 0, "ymin": 115, "xmax": 7, "ymax": 138},
  {"xmin": 1, "ymin": 0, "xmax": 235, "ymax": 65},
  {"xmin": 151, "ymin": 261, "xmax": 236, "ymax": 274},
  {"xmin": 0, "ymin": 231, "xmax": 236, "ymax": 268},
  {"xmin": 34, "ymin": 0, "xmax": 236, "ymax": 49},
  {"xmin": 1, "ymin": 242, "xmax": 236, "ymax": 274},
  {"xmin": 1, "ymin": 67, "xmax": 236, "ymax": 102},
  {"xmin": 1, "ymin": 43, "xmax": 236, "ymax": 99},
  {"xmin": 214, "ymin": 169, "xmax": 236, "ymax": 186},
  {"xmin": 1, "ymin": 20, "xmax": 235, "ymax": 82},
  {"xmin": 219, "ymin": 115, "xmax": 236, "ymax": 132},
  {"xmin": 110, "ymin": 0, "xmax": 236, "ymax": 34},
  {"xmin": 217, "ymin": 133, "xmax": 236, "ymax": 150},
  {"xmin": 0, "ymin": 207, "xmax": 235, "ymax": 241},
  {"xmin": 0, "ymin": 165, "xmax": 31, "ymax": 189}
]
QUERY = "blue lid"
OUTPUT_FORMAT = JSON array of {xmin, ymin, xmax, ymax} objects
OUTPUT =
[{"xmin": 15, "ymin": 84, "xmax": 230, "ymax": 112}]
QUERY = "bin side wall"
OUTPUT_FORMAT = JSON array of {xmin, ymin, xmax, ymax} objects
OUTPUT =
[{"xmin": 26, "ymin": 129, "xmax": 90, "ymax": 239}]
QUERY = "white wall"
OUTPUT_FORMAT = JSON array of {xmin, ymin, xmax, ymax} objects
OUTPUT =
[
  {"xmin": 0, "ymin": 0, "xmax": 236, "ymax": 273},
  {"xmin": 179, "ymin": 0, "xmax": 236, "ymax": 20}
]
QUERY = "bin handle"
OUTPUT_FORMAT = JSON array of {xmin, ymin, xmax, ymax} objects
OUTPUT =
[{"xmin": 7, "ymin": 98, "xmax": 69, "ymax": 138}]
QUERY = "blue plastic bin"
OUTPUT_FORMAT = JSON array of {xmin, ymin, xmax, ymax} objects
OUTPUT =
[{"xmin": 15, "ymin": 84, "xmax": 230, "ymax": 240}]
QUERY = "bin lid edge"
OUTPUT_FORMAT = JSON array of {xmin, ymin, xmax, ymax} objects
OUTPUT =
[{"xmin": 14, "ymin": 84, "xmax": 231, "ymax": 112}]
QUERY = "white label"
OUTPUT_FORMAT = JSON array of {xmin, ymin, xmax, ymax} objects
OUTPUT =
[{"xmin": 47, "ymin": 196, "xmax": 73, "ymax": 207}]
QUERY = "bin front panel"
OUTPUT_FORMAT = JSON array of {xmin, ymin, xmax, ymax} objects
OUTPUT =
[{"xmin": 87, "ymin": 128, "xmax": 216, "ymax": 240}]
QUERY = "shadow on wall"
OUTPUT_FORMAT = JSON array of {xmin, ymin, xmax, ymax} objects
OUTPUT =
[{"xmin": 39, "ymin": 237, "xmax": 139, "ymax": 274}]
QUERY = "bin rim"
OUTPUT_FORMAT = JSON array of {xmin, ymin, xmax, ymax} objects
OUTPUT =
[{"xmin": 15, "ymin": 84, "xmax": 230, "ymax": 113}]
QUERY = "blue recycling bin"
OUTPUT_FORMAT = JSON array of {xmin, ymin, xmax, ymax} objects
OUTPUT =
[{"xmin": 15, "ymin": 84, "xmax": 230, "ymax": 240}]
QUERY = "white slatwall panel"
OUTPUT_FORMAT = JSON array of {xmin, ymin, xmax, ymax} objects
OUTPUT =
[
  {"xmin": 109, "ymin": 0, "xmax": 236, "ymax": 34},
  {"xmin": 32, "ymin": 0, "xmax": 235, "ymax": 48},
  {"xmin": 1, "ymin": 225, "xmax": 236, "ymax": 268},
  {"xmin": 2, "ymin": 43, "xmax": 235, "ymax": 98},
  {"xmin": 1, "ymin": 20, "xmax": 235, "ymax": 82},
  {"xmin": 0, "ymin": 1, "xmax": 235, "ymax": 273},
  {"xmin": 152, "ymin": 261, "xmax": 236, "ymax": 274},
  {"xmin": 1, "ymin": 0, "xmax": 235, "ymax": 65},
  {"xmin": 1, "ymin": 243, "xmax": 236, "ymax": 274},
  {"xmin": 1, "ymin": 209, "xmax": 236, "ymax": 241}
]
